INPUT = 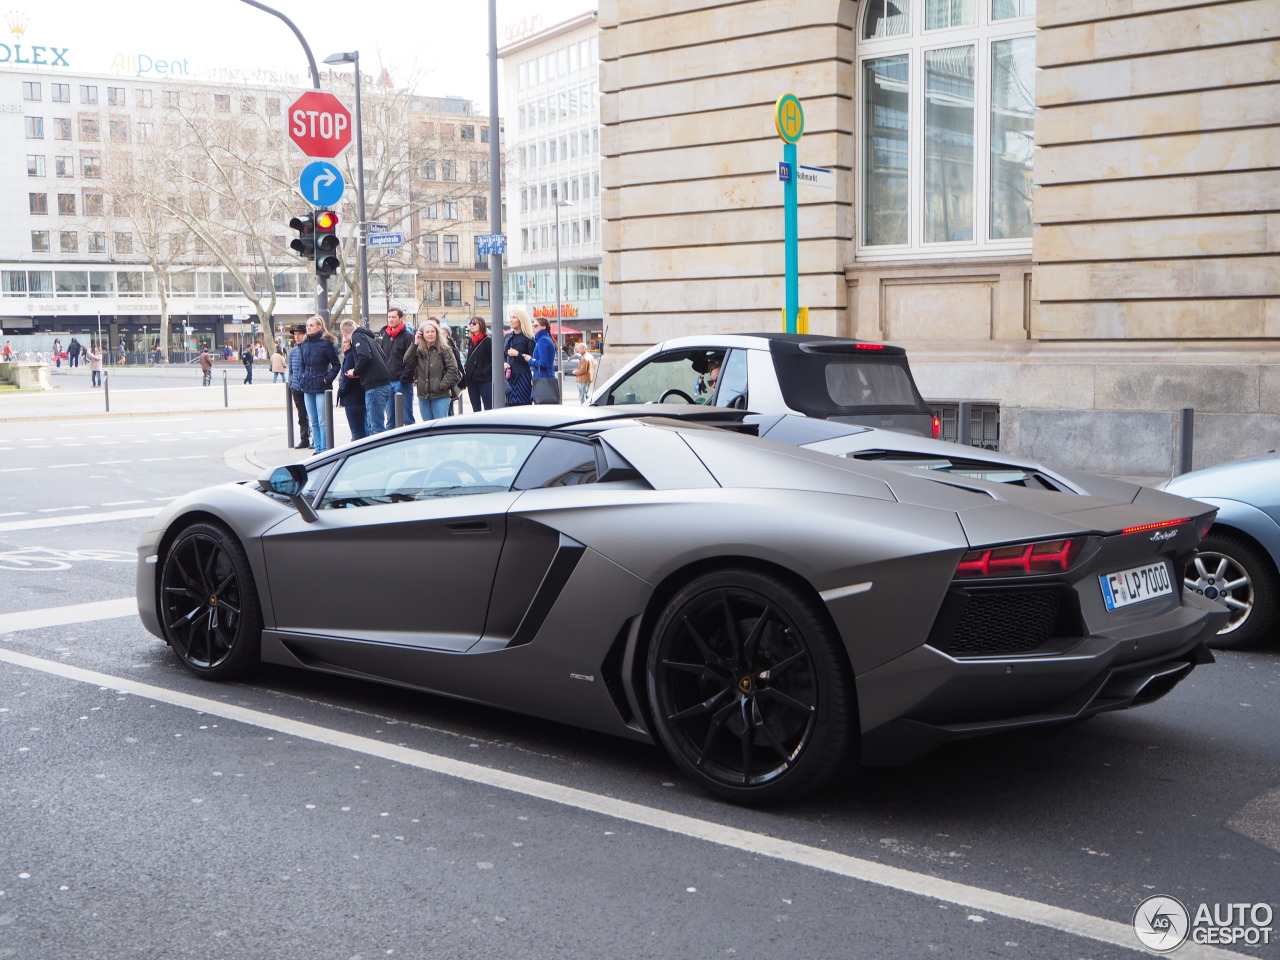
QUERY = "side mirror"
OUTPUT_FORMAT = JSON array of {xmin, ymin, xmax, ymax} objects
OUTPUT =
[{"xmin": 257, "ymin": 464, "xmax": 318, "ymax": 523}]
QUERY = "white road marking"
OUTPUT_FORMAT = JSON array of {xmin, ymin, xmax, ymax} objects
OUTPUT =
[
  {"xmin": 152, "ymin": 496, "xmax": 180, "ymax": 502},
  {"xmin": 0, "ymin": 598, "xmax": 136, "ymax": 633},
  {"xmin": 0, "ymin": 638, "xmax": 1252, "ymax": 960},
  {"xmin": 102, "ymin": 500, "xmax": 146, "ymax": 506},
  {"xmin": 0, "ymin": 511, "xmax": 27, "ymax": 517},
  {"xmin": 0, "ymin": 507, "xmax": 159, "ymax": 532},
  {"xmin": 97, "ymin": 460, "xmax": 132, "ymax": 465},
  {"xmin": 139, "ymin": 457, "xmax": 171, "ymax": 462},
  {"xmin": 0, "ymin": 467, "xmax": 35, "ymax": 473},
  {"xmin": 50, "ymin": 463, "xmax": 90, "ymax": 469},
  {"xmin": 37, "ymin": 505, "xmax": 90, "ymax": 513}
]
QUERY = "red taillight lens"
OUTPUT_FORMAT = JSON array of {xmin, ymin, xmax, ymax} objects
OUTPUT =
[
  {"xmin": 854, "ymin": 343, "xmax": 885, "ymax": 350},
  {"xmin": 956, "ymin": 538, "xmax": 1083, "ymax": 579},
  {"xmin": 1120, "ymin": 518, "xmax": 1190, "ymax": 535},
  {"xmin": 931, "ymin": 415, "xmax": 941, "ymax": 439}
]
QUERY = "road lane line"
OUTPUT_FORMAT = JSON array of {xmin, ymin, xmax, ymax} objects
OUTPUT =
[
  {"xmin": 102, "ymin": 500, "xmax": 146, "ymax": 506},
  {"xmin": 50, "ymin": 463, "xmax": 90, "ymax": 469},
  {"xmin": 0, "ymin": 507, "xmax": 159, "ymax": 532},
  {"xmin": 37, "ymin": 505, "xmax": 90, "ymax": 513},
  {"xmin": 0, "ymin": 644, "xmax": 1252, "ymax": 960},
  {"xmin": 0, "ymin": 467, "xmax": 35, "ymax": 473},
  {"xmin": 0, "ymin": 598, "xmax": 137, "ymax": 633}
]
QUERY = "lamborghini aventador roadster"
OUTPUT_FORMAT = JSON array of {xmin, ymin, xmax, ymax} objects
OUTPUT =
[{"xmin": 136, "ymin": 406, "xmax": 1226, "ymax": 804}]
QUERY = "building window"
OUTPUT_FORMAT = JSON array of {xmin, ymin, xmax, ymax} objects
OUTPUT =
[
  {"xmin": 481, "ymin": 126, "xmax": 490, "ymax": 143},
  {"xmin": 57, "ymin": 193, "xmax": 76, "ymax": 215},
  {"xmin": 421, "ymin": 160, "xmax": 437, "ymax": 180},
  {"xmin": 475, "ymin": 280, "xmax": 490, "ymax": 306},
  {"xmin": 214, "ymin": 94, "xmax": 230, "ymax": 113},
  {"xmin": 107, "ymin": 86, "xmax": 126, "ymax": 106},
  {"xmin": 60, "ymin": 231, "xmax": 78, "ymax": 254},
  {"xmin": 81, "ymin": 154, "xmax": 101, "ymax": 178},
  {"xmin": 27, "ymin": 155, "xmax": 45, "ymax": 177},
  {"xmin": 442, "ymin": 160, "xmax": 456, "ymax": 181},
  {"xmin": 52, "ymin": 82, "xmax": 70, "ymax": 103},
  {"xmin": 423, "ymin": 235, "xmax": 438, "ymax": 262},
  {"xmin": 31, "ymin": 231, "xmax": 50, "ymax": 253},
  {"xmin": 136, "ymin": 121, "xmax": 152, "ymax": 142},
  {"xmin": 473, "ymin": 197, "xmax": 486, "ymax": 220},
  {"xmin": 240, "ymin": 95, "xmax": 256, "ymax": 113},
  {"xmin": 442, "ymin": 200, "xmax": 458, "ymax": 220},
  {"xmin": 266, "ymin": 97, "xmax": 281, "ymax": 116},
  {"xmin": 443, "ymin": 280, "xmax": 462, "ymax": 306},
  {"xmin": 109, "ymin": 119, "xmax": 129, "ymax": 143},
  {"xmin": 83, "ymin": 191, "xmax": 104, "ymax": 215},
  {"xmin": 23, "ymin": 81, "xmax": 41, "ymax": 101},
  {"xmin": 29, "ymin": 193, "xmax": 49, "ymax": 215},
  {"xmin": 25, "ymin": 117, "xmax": 44, "ymax": 139},
  {"xmin": 114, "ymin": 233, "xmax": 133, "ymax": 255},
  {"xmin": 79, "ymin": 117, "xmax": 100, "ymax": 141},
  {"xmin": 443, "ymin": 235, "xmax": 459, "ymax": 263},
  {"xmin": 54, "ymin": 118, "xmax": 71, "ymax": 139},
  {"xmin": 136, "ymin": 88, "xmax": 152, "ymax": 108},
  {"xmin": 858, "ymin": 0, "xmax": 1034, "ymax": 254},
  {"xmin": 80, "ymin": 85, "xmax": 98, "ymax": 104},
  {"xmin": 165, "ymin": 90, "xmax": 181, "ymax": 108},
  {"xmin": 460, "ymin": 124, "xmax": 475, "ymax": 141},
  {"xmin": 55, "ymin": 156, "xmax": 73, "ymax": 177},
  {"xmin": 88, "ymin": 232, "xmax": 107, "ymax": 254}
]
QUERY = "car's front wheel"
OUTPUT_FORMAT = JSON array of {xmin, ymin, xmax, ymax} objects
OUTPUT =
[
  {"xmin": 646, "ymin": 569, "xmax": 855, "ymax": 804},
  {"xmin": 1184, "ymin": 531, "xmax": 1278, "ymax": 649},
  {"xmin": 159, "ymin": 521, "xmax": 263, "ymax": 679}
]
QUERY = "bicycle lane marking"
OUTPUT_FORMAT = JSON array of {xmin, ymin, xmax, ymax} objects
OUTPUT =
[
  {"xmin": 0, "ymin": 597, "xmax": 137, "ymax": 633},
  {"xmin": 0, "ymin": 642, "xmax": 1256, "ymax": 960},
  {"xmin": 0, "ymin": 507, "xmax": 159, "ymax": 533}
]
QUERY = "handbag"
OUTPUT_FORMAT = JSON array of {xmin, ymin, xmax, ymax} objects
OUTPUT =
[{"xmin": 532, "ymin": 377, "xmax": 561, "ymax": 405}]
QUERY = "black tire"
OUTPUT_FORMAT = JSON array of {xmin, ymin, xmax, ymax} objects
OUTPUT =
[
  {"xmin": 1184, "ymin": 531, "xmax": 1278, "ymax": 649},
  {"xmin": 158, "ymin": 521, "xmax": 263, "ymax": 679},
  {"xmin": 646, "ymin": 569, "xmax": 856, "ymax": 804}
]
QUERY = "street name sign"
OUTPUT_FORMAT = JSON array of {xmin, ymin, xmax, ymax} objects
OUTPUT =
[
  {"xmin": 796, "ymin": 165, "xmax": 834, "ymax": 190},
  {"xmin": 288, "ymin": 91, "xmax": 352, "ymax": 159},
  {"xmin": 299, "ymin": 161, "xmax": 345, "ymax": 208},
  {"xmin": 368, "ymin": 233, "xmax": 404, "ymax": 248},
  {"xmin": 477, "ymin": 233, "xmax": 507, "ymax": 255}
]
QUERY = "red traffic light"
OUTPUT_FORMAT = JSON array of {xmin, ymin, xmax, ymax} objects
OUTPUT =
[{"xmin": 316, "ymin": 210, "xmax": 339, "ymax": 231}]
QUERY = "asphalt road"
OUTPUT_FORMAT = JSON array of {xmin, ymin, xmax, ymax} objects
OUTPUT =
[{"xmin": 1, "ymin": 409, "xmax": 1276, "ymax": 960}]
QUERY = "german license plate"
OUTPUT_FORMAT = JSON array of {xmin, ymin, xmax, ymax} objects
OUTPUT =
[{"xmin": 1099, "ymin": 562, "xmax": 1173, "ymax": 611}]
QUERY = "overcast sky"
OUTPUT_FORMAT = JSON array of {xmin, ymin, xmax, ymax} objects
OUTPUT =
[{"xmin": 9, "ymin": 0, "xmax": 593, "ymax": 107}]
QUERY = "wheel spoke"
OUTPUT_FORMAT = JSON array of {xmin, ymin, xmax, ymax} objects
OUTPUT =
[
  {"xmin": 667, "ymin": 688, "xmax": 731, "ymax": 723},
  {"xmin": 764, "ymin": 649, "xmax": 805, "ymax": 680},
  {"xmin": 737, "ymin": 698, "xmax": 754, "ymax": 782},
  {"xmin": 661, "ymin": 657, "xmax": 726, "ymax": 683},
  {"xmin": 1221, "ymin": 596, "xmax": 1250, "ymax": 613},
  {"xmin": 751, "ymin": 706, "xmax": 794, "ymax": 763},
  {"xmin": 741, "ymin": 603, "xmax": 774, "ymax": 668},
  {"xmin": 695, "ymin": 700, "xmax": 737, "ymax": 769},
  {"xmin": 757, "ymin": 685, "xmax": 816, "ymax": 715},
  {"xmin": 718, "ymin": 592, "xmax": 745, "ymax": 666},
  {"xmin": 1221, "ymin": 576, "xmax": 1249, "ymax": 593}
]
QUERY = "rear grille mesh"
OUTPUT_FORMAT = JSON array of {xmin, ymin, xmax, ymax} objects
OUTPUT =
[{"xmin": 945, "ymin": 591, "xmax": 1060, "ymax": 656}]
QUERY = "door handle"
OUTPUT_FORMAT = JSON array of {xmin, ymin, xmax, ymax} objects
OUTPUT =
[{"xmin": 445, "ymin": 520, "xmax": 490, "ymax": 533}]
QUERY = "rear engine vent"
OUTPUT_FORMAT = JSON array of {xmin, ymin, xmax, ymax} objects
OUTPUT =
[{"xmin": 931, "ymin": 589, "xmax": 1071, "ymax": 657}]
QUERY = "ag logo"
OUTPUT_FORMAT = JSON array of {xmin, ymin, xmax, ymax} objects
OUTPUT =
[{"xmin": 1133, "ymin": 895, "xmax": 1190, "ymax": 952}]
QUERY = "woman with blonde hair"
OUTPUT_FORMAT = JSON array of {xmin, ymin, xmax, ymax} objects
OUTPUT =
[
  {"xmin": 503, "ymin": 306, "xmax": 535, "ymax": 406},
  {"xmin": 296, "ymin": 315, "xmax": 340, "ymax": 453},
  {"xmin": 401, "ymin": 319, "xmax": 460, "ymax": 420}
]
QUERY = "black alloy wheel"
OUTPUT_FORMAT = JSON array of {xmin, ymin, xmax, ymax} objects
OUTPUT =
[
  {"xmin": 159, "ymin": 522, "xmax": 263, "ymax": 679},
  {"xmin": 1185, "ymin": 531, "xmax": 1278, "ymax": 649},
  {"xmin": 646, "ymin": 569, "xmax": 855, "ymax": 804}
]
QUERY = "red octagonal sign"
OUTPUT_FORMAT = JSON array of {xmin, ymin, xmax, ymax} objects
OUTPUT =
[{"xmin": 288, "ymin": 90, "xmax": 352, "ymax": 159}]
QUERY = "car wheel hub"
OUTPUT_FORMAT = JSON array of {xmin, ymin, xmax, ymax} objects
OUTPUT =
[{"xmin": 1186, "ymin": 551, "xmax": 1253, "ymax": 635}]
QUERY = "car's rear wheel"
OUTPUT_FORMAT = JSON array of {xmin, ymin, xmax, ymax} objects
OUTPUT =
[
  {"xmin": 159, "ymin": 521, "xmax": 263, "ymax": 679},
  {"xmin": 1185, "ymin": 531, "xmax": 1278, "ymax": 649},
  {"xmin": 646, "ymin": 569, "xmax": 855, "ymax": 804}
]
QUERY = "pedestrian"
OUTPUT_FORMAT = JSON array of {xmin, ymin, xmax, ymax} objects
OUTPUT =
[
  {"xmin": 378, "ymin": 308, "xmax": 415, "ymax": 428},
  {"xmin": 286, "ymin": 325, "xmax": 311, "ymax": 449},
  {"xmin": 503, "ymin": 307, "xmax": 535, "ymax": 406},
  {"xmin": 401, "ymin": 320, "xmax": 459, "ymax": 421},
  {"xmin": 198, "ymin": 346, "xmax": 213, "ymax": 387},
  {"xmin": 118, "ymin": 341, "xmax": 126, "ymax": 365},
  {"xmin": 67, "ymin": 338, "xmax": 80, "ymax": 368},
  {"xmin": 437, "ymin": 320, "xmax": 464, "ymax": 415},
  {"xmin": 339, "ymin": 319, "xmax": 393, "ymax": 437},
  {"xmin": 270, "ymin": 346, "xmax": 287, "ymax": 383},
  {"xmin": 1, "ymin": 341, "xmax": 13, "ymax": 361},
  {"xmin": 336, "ymin": 324, "xmax": 367, "ymax": 444},
  {"xmin": 88, "ymin": 343, "xmax": 103, "ymax": 387},
  {"xmin": 529, "ymin": 317, "xmax": 560, "ymax": 404},
  {"xmin": 296, "ymin": 317, "xmax": 340, "ymax": 454},
  {"xmin": 239, "ymin": 342, "xmax": 255, "ymax": 384},
  {"xmin": 53, "ymin": 338, "xmax": 62, "ymax": 369},
  {"xmin": 573, "ymin": 341, "xmax": 595, "ymax": 404},
  {"xmin": 463, "ymin": 316, "xmax": 493, "ymax": 412}
]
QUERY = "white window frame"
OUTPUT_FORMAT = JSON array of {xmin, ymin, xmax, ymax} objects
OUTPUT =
[{"xmin": 855, "ymin": 0, "xmax": 1036, "ymax": 261}]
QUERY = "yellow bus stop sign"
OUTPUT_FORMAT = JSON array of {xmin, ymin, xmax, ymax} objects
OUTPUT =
[{"xmin": 774, "ymin": 94, "xmax": 804, "ymax": 144}]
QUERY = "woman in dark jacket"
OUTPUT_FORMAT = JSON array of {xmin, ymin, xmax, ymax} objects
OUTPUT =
[
  {"xmin": 296, "ymin": 316, "xmax": 340, "ymax": 454},
  {"xmin": 463, "ymin": 316, "xmax": 493, "ymax": 412},
  {"xmin": 401, "ymin": 320, "xmax": 460, "ymax": 421},
  {"xmin": 528, "ymin": 317, "xmax": 558, "ymax": 404},
  {"xmin": 336, "ymin": 324, "xmax": 367, "ymax": 444},
  {"xmin": 503, "ymin": 307, "xmax": 535, "ymax": 406}
]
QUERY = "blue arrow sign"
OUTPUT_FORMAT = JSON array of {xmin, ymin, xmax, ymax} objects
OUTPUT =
[{"xmin": 299, "ymin": 161, "xmax": 345, "ymax": 208}]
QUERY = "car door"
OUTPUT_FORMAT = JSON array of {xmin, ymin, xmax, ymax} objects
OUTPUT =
[{"xmin": 259, "ymin": 430, "xmax": 542, "ymax": 653}]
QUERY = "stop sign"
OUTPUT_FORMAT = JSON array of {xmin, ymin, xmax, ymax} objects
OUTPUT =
[{"xmin": 288, "ymin": 91, "xmax": 352, "ymax": 159}]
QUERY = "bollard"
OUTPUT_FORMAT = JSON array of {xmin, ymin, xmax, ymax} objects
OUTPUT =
[
  {"xmin": 285, "ymin": 386, "xmax": 295, "ymax": 449},
  {"xmin": 395, "ymin": 391, "xmax": 404, "ymax": 428},
  {"xmin": 223, "ymin": 370, "xmax": 229, "ymax": 408},
  {"xmin": 324, "ymin": 388, "xmax": 335, "ymax": 452},
  {"xmin": 957, "ymin": 401, "xmax": 972, "ymax": 447},
  {"xmin": 1178, "ymin": 407, "xmax": 1195, "ymax": 475},
  {"xmin": 103, "ymin": 370, "xmax": 110, "ymax": 413}
]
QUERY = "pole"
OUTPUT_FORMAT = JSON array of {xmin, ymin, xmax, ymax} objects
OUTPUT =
[
  {"xmin": 487, "ymin": 0, "xmax": 506, "ymax": 407},
  {"xmin": 236, "ymin": 0, "xmax": 320, "ymax": 88},
  {"xmin": 353, "ymin": 53, "xmax": 371, "ymax": 329},
  {"xmin": 555, "ymin": 203, "xmax": 563, "ymax": 400},
  {"xmin": 783, "ymin": 140, "xmax": 799, "ymax": 333}
]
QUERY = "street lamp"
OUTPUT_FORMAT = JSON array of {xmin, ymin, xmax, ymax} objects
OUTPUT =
[
  {"xmin": 322, "ymin": 50, "xmax": 371, "ymax": 329},
  {"xmin": 553, "ymin": 199, "xmax": 573, "ymax": 397}
]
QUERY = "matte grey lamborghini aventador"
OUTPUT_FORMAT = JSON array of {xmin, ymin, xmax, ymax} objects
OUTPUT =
[{"xmin": 136, "ymin": 406, "xmax": 1226, "ymax": 804}]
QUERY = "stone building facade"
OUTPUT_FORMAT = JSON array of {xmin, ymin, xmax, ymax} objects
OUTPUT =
[{"xmin": 597, "ymin": 0, "xmax": 1279, "ymax": 474}]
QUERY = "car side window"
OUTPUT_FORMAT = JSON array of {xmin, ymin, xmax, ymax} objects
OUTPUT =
[
  {"xmin": 317, "ymin": 432, "xmax": 540, "ymax": 509},
  {"xmin": 513, "ymin": 437, "xmax": 598, "ymax": 489},
  {"xmin": 604, "ymin": 349, "xmax": 725, "ymax": 405},
  {"xmin": 714, "ymin": 349, "xmax": 749, "ymax": 408}
]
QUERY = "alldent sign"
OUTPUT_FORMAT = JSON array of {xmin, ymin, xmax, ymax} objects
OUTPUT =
[{"xmin": 109, "ymin": 53, "xmax": 190, "ymax": 76}]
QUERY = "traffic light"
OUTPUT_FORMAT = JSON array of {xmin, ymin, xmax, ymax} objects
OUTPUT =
[
  {"xmin": 288, "ymin": 212, "xmax": 315, "ymax": 260},
  {"xmin": 314, "ymin": 209, "xmax": 341, "ymax": 277}
]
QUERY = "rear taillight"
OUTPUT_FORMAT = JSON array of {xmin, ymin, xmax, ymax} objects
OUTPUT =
[
  {"xmin": 931, "ymin": 415, "xmax": 941, "ymax": 439},
  {"xmin": 956, "ymin": 538, "xmax": 1084, "ymax": 579},
  {"xmin": 854, "ymin": 343, "xmax": 885, "ymax": 350},
  {"xmin": 1120, "ymin": 518, "xmax": 1191, "ymax": 535}
]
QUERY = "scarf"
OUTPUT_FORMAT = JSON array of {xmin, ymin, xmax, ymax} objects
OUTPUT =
[
  {"xmin": 471, "ymin": 332, "xmax": 484, "ymax": 346},
  {"xmin": 386, "ymin": 321, "xmax": 405, "ymax": 338}
]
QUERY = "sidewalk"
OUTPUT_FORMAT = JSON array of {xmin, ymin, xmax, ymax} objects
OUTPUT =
[{"xmin": 0, "ymin": 380, "xmax": 289, "ymax": 422}]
